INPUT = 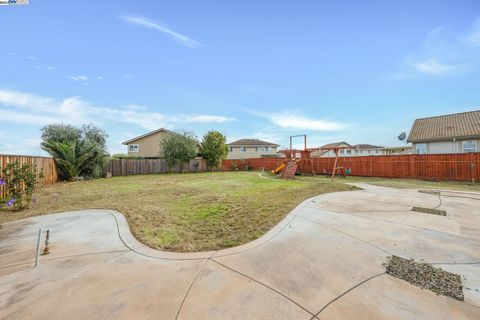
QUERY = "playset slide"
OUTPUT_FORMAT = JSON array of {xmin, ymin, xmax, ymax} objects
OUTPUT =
[{"xmin": 271, "ymin": 163, "xmax": 286, "ymax": 174}]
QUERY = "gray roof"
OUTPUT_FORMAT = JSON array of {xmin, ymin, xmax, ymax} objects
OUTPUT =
[
  {"xmin": 319, "ymin": 141, "xmax": 351, "ymax": 149},
  {"xmin": 354, "ymin": 144, "xmax": 383, "ymax": 150},
  {"xmin": 228, "ymin": 139, "xmax": 279, "ymax": 146},
  {"xmin": 407, "ymin": 110, "xmax": 480, "ymax": 143}
]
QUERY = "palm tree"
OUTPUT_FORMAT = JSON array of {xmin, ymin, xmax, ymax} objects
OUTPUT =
[{"xmin": 42, "ymin": 140, "xmax": 96, "ymax": 181}]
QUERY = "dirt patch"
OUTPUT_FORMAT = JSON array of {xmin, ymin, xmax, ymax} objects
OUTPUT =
[
  {"xmin": 384, "ymin": 256, "xmax": 463, "ymax": 301},
  {"xmin": 412, "ymin": 206, "xmax": 446, "ymax": 216},
  {"xmin": 418, "ymin": 190, "xmax": 441, "ymax": 195}
]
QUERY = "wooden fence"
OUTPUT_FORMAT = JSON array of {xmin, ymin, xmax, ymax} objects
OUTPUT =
[
  {"xmin": 0, "ymin": 155, "xmax": 58, "ymax": 198},
  {"xmin": 222, "ymin": 153, "xmax": 480, "ymax": 182},
  {"xmin": 105, "ymin": 158, "xmax": 207, "ymax": 176}
]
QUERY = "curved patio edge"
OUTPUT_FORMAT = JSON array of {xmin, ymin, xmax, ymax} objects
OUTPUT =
[{"xmin": 103, "ymin": 192, "xmax": 336, "ymax": 261}]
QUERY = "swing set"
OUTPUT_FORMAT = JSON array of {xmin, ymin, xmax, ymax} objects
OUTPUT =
[{"xmin": 272, "ymin": 135, "xmax": 352, "ymax": 181}]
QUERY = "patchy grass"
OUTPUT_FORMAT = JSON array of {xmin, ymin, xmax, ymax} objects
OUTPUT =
[
  {"xmin": 346, "ymin": 176, "xmax": 480, "ymax": 192},
  {"xmin": 0, "ymin": 172, "xmax": 356, "ymax": 252}
]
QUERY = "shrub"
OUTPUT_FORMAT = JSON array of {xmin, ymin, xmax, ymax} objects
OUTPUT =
[
  {"xmin": 41, "ymin": 123, "xmax": 109, "ymax": 180},
  {"xmin": 200, "ymin": 130, "xmax": 228, "ymax": 170},
  {"xmin": 160, "ymin": 131, "xmax": 198, "ymax": 171},
  {"xmin": 0, "ymin": 160, "xmax": 41, "ymax": 211}
]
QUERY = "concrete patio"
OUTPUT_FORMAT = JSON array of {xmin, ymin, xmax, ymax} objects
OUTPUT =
[{"xmin": 0, "ymin": 183, "xmax": 479, "ymax": 319}]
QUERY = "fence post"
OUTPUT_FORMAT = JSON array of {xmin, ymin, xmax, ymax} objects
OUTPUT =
[
  {"xmin": 471, "ymin": 153, "xmax": 476, "ymax": 183},
  {"xmin": 410, "ymin": 154, "xmax": 416, "ymax": 179},
  {"xmin": 370, "ymin": 156, "xmax": 373, "ymax": 176}
]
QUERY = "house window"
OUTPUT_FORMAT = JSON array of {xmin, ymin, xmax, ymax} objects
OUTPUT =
[
  {"xmin": 128, "ymin": 144, "xmax": 139, "ymax": 152},
  {"xmin": 241, "ymin": 147, "xmax": 246, "ymax": 152},
  {"xmin": 266, "ymin": 146, "xmax": 271, "ymax": 152},
  {"xmin": 463, "ymin": 140, "xmax": 477, "ymax": 153},
  {"xmin": 416, "ymin": 143, "xmax": 427, "ymax": 154},
  {"xmin": 340, "ymin": 150, "xmax": 344, "ymax": 154},
  {"xmin": 346, "ymin": 149, "xmax": 351, "ymax": 154},
  {"xmin": 229, "ymin": 147, "xmax": 233, "ymax": 152}
]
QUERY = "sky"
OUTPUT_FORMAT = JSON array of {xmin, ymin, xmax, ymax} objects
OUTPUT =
[{"xmin": 1, "ymin": 0, "xmax": 480, "ymax": 155}]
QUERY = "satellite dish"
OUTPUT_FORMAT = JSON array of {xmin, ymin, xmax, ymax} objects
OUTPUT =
[{"xmin": 397, "ymin": 132, "xmax": 407, "ymax": 142}]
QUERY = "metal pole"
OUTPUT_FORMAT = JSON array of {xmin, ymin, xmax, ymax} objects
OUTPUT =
[{"xmin": 35, "ymin": 228, "xmax": 42, "ymax": 267}]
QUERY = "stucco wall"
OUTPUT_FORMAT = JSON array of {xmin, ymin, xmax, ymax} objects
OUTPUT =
[
  {"xmin": 227, "ymin": 146, "xmax": 278, "ymax": 159},
  {"xmin": 126, "ymin": 131, "xmax": 174, "ymax": 157},
  {"xmin": 413, "ymin": 139, "xmax": 480, "ymax": 154}
]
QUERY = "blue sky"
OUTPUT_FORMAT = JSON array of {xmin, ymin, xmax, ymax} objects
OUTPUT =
[{"xmin": 1, "ymin": 0, "xmax": 480, "ymax": 155}]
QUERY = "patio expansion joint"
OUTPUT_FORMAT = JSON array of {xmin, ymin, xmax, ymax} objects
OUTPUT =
[
  {"xmin": 0, "ymin": 249, "xmax": 130, "ymax": 270},
  {"xmin": 209, "ymin": 258, "xmax": 316, "ymax": 318},
  {"xmin": 309, "ymin": 272, "xmax": 387, "ymax": 319},
  {"xmin": 297, "ymin": 215, "xmax": 480, "ymax": 265},
  {"xmin": 3, "ymin": 250, "xmax": 129, "ymax": 319},
  {"xmin": 174, "ymin": 255, "xmax": 212, "ymax": 320},
  {"xmin": 312, "ymin": 208, "xmax": 480, "ymax": 244}
]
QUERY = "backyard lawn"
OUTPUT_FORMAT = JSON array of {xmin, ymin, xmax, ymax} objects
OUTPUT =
[{"xmin": 0, "ymin": 172, "xmax": 356, "ymax": 252}]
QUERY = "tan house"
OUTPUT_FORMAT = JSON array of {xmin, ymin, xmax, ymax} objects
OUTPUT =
[
  {"xmin": 407, "ymin": 110, "xmax": 480, "ymax": 154},
  {"xmin": 122, "ymin": 128, "xmax": 176, "ymax": 158},
  {"xmin": 227, "ymin": 139, "xmax": 279, "ymax": 159}
]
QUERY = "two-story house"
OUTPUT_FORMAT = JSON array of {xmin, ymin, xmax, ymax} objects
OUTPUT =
[
  {"xmin": 407, "ymin": 110, "xmax": 480, "ymax": 154},
  {"xmin": 122, "ymin": 128, "xmax": 176, "ymax": 158},
  {"xmin": 227, "ymin": 139, "xmax": 279, "ymax": 159}
]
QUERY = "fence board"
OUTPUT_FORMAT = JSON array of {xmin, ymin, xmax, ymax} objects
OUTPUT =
[
  {"xmin": 105, "ymin": 158, "xmax": 207, "ymax": 176},
  {"xmin": 222, "ymin": 153, "xmax": 480, "ymax": 182},
  {"xmin": 0, "ymin": 155, "xmax": 58, "ymax": 198}
]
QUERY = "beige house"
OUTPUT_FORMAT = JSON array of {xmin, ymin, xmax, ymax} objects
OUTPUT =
[
  {"xmin": 122, "ymin": 128, "xmax": 176, "ymax": 158},
  {"xmin": 407, "ymin": 110, "xmax": 480, "ymax": 154},
  {"xmin": 227, "ymin": 139, "xmax": 279, "ymax": 159},
  {"xmin": 312, "ymin": 142, "xmax": 396, "ymax": 157},
  {"xmin": 311, "ymin": 142, "xmax": 351, "ymax": 157}
]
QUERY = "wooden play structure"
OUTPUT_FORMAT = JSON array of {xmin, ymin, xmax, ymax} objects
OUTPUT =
[{"xmin": 271, "ymin": 135, "xmax": 351, "ymax": 181}]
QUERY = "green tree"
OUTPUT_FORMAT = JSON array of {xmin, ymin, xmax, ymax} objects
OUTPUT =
[
  {"xmin": 41, "ymin": 123, "xmax": 82, "ymax": 143},
  {"xmin": 200, "ymin": 130, "xmax": 228, "ymax": 170},
  {"xmin": 41, "ymin": 123, "xmax": 109, "ymax": 180},
  {"xmin": 160, "ymin": 131, "xmax": 198, "ymax": 171},
  {"xmin": 41, "ymin": 140, "xmax": 96, "ymax": 181}
]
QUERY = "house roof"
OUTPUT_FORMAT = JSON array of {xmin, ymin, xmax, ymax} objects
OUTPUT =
[
  {"xmin": 227, "ymin": 139, "xmax": 279, "ymax": 146},
  {"xmin": 319, "ymin": 141, "xmax": 351, "ymax": 149},
  {"xmin": 407, "ymin": 110, "xmax": 480, "ymax": 143},
  {"xmin": 122, "ymin": 128, "xmax": 176, "ymax": 145},
  {"xmin": 354, "ymin": 144, "xmax": 383, "ymax": 150}
]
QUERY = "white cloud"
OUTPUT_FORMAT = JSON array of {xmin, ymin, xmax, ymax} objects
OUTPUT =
[
  {"xmin": 123, "ymin": 74, "xmax": 135, "ymax": 79},
  {"xmin": 250, "ymin": 110, "xmax": 348, "ymax": 131},
  {"xmin": 25, "ymin": 56, "xmax": 36, "ymax": 60},
  {"xmin": 413, "ymin": 59, "xmax": 465, "ymax": 75},
  {"xmin": 96, "ymin": 75, "xmax": 103, "ymax": 80},
  {"xmin": 0, "ymin": 88, "xmax": 234, "ymax": 130},
  {"xmin": 46, "ymin": 66, "xmax": 56, "ymax": 70},
  {"xmin": 69, "ymin": 75, "xmax": 88, "ymax": 81},
  {"xmin": 391, "ymin": 17, "xmax": 480, "ymax": 80},
  {"xmin": 461, "ymin": 17, "xmax": 480, "ymax": 47},
  {"xmin": 120, "ymin": 15, "xmax": 203, "ymax": 49},
  {"xmin": 0, "ymin": 138, "xmax": 44, "ymax": 156}
]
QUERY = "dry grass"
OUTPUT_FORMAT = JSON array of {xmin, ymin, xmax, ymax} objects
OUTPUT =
[{"xmin": 0, "ymin": 172, "xmax": 356, "ymax": 252}]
